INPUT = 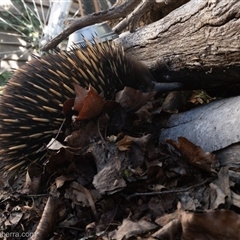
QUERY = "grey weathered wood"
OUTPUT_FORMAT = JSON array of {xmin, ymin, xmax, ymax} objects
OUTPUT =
[
  {"xmin": 159, "ymin": 96, "xmax": 240, "ymax": 153},
  {"xmin": 216, "ymin": 144, "xmax": 240, "ymax": 167}
]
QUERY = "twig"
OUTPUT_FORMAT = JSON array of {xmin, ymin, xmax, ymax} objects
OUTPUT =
[
  {"xmin": 127, "ymin": 178, "xmax": 213, "ymax": 200},
  {"xmin": 113, "ymin": 0, "xmax": 155, "ymax": 33},
  {"xmin": 41, "ymin": 0, "xmax": 141, "ymax": 51},
  {"xmin": 20, "ymin": 193, "xmax": 49, "ymax": 198},
  {"xmin": 97, "ymin": 116, "xmax": 105, "ymax": 144}
]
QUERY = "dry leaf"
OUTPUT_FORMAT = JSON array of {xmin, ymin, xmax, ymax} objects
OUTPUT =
[
  {"xmin": 152, "ymin": 219, "xmax": 181, "ymax": 239},
  {"xmin": 73, "ymin": 83, "xmax": 88, "ymax": 112},
  {"xmin": 111, "ymin": 218, "xmax": 158, "ymax": 240},
  {"xmin": 93, "ymin": 162, "xmax": 127, "ymax": 194},
  {"xmin": 116, "ymin": 86, "xmax": 156, "ymax": 112},
  {"xmin": 117, "ymin": 135, "xmax": 134, "ymax": 151},
  {"xmin": 47, "ymin": 138, "xmax": 66, "ymax": 150},
  {"xmin": 22, "ymin": 164, "xmax": 42, "ymax": 194},
  {"xmin": 73, "ymin": 85, "xmax": 106, "ymax": 120},
  {"xmin": 71, "ymin": 181, "xmax": 97, "ymax": 217},
  {"xmin": 166, "ymin": 137, "xmax": 218, "ymax": 172},
  {"xmin": 117, "ymin": 134, "xmax": 152, "ymax": 152},
  {"xmin": 5, "ymin": 210, "xmax": 23, "ymax": 229},
  {"xmin": 64, "ymin": 121, "xmax": 100, "ymax": 148},
  {"xmin": 209, "ymin": 183, "xmax": 227, "ymax": 209},
  {"xmin": 62, "ymin": 98, "xmax": 75, "ymax": 116},
  {"xmin": 55, "ymin": 175, "xmax": 75, "ymax": 189}
]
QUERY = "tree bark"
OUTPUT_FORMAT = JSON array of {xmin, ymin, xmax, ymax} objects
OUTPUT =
[{"xmin": 119, "ymin": 0, "xmax": 240, "ymax": 89}]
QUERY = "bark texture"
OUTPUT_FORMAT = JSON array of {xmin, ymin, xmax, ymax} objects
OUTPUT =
[{"xmin": 119, "ymin": 0, "xmax": 240, "ymax": 88}]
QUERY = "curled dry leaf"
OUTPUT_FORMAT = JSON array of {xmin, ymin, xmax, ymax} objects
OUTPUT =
[
  {"xmin": 152, "ymin": 219, "xmax": 181, "ymax": 239},
  {"xmin": 86, "ymin": 222, "xmax": 96, "ymax": 236},
  {"xmin": 47, "ymin": 138, "xmax": 66, "ymax": 151},
  {"xmin": 115, "ymin": 86, "xmax": 156, "ymax": 112},
  {"xmin": 73, "ymin": 83, "xmax": 106, "ymax": 120},
  {"xmin": 110, "ymin": 218, "xmax": 158, "ymax": 240},
  {"xmin": 55, "ymin": 175, "xmax": 75, "ymax": 189},
  {"xmin": 5, "ymin": 209, "xmax": 23, "ymax": 229},
  {"xmin": 22, "ymin": 163, "xmax": 42, "ymax": 194},
  {"xmin": 155, "ymin": 211, "xmax": 179, "ymax": 227},
  {"xmin": 73, "ymin": 83, "xmax": 88, "ymax": 112},
  {"xmin": 64, "ymin": 121, "xmax": 101, "ymax": 148},
  {"xmin": 70, "ymin": 181, "xmax": 97, "ymax": 217},
  {"xmin": 166, "ymin": 137, "xmax": 219, "ymax": 172},
  {"xmin": 62, "ymin": 98, "xmax": 75, "ymax": 116},
  {"xmin": 116, "ymin": 135, "xmax": 134, "ymax": 151},
  {"xmin": 93, "ymin": 158, "xmax": 127, "ymax": 194},
  {"xmin": 117, "ymin": 134, "xmax": 152, "ymax": 152},
  {"xmin": 209, "ymin": 183, "xmax": 227, "ymax": 209}
]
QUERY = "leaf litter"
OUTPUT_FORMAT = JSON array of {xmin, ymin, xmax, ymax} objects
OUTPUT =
[{"xmin": 1, "ymin": 86, "xmax": 240, "ymax": 239}]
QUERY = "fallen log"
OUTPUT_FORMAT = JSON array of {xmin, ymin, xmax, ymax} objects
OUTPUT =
[
  {"xmin": 159, "ymin": 96, "xmax": 240, "ymax": 153},
  {"xmin": 118, "ymin": 0, "xmax": 240, "ymax": 89}
]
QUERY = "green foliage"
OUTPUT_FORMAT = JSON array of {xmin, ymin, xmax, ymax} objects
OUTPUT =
[
  {"xmin": 0, "ymin": 71, "xmax": 12, "ymax": 86},
  {"xmin": 0, "ymin": 71, "xmax": 13, "ymax": 94}
]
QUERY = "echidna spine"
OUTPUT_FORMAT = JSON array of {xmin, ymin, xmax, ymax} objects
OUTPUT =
[{"xmin": 0, "ymin": 40, "xmax": 154, "ymax": 173}]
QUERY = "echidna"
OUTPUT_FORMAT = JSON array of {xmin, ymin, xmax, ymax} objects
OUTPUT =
[{"xmin": 0, "ymin": 40, "xmax": 158, "ymax": 173}]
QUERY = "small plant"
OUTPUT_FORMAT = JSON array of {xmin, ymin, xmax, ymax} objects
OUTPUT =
[
  {"xmin": 0, "ymin": 71, "xmax": 12, "ymax": 94},
  {"xmin": 0, "ymin": 70, "xmax": 12, "ymax": 85}
]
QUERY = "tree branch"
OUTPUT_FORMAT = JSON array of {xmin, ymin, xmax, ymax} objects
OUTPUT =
[
  {"xmin": 113, "ymin": 0, "xmax": 156, "ymax": 33},
  {"xmin": 41, "ymin": 0, "xmax": 141, "ymax": 51}
]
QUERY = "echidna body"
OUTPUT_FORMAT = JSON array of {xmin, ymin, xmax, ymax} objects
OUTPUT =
[{"xmin": 0, "ymin": 40, "xmax": 154, "ymax": 173}]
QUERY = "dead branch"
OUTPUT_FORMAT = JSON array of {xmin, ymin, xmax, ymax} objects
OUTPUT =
[{"xmin": 41, "ymin": 0, "xmax": 141, "ymax": 51}]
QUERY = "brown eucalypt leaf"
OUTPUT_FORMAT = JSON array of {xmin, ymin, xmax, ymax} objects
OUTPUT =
[
  {"xmin": 73, "ymin": 83, "xmax": 107, "ymax": 120},
  {"xmin": 63, "ymin": 83, "xmax": 107, "ymax": 120},
  {"xmin": 166, "ymin": 137, "xmax": 219, "ymax": 172},
  {"xmin": 116, "ymin": 135, "xmax": 134, "ymax": 151},
  {"xmin": 116, "ymin": 86, "xmax": 156, "ymax": 112},
  {"xmin": 63, "ymin": 84, "xmax": 119, "ymax": 120},
  {"xmin": 64, "ymin": 85, "xmax": 156, "ymax": 121}
]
